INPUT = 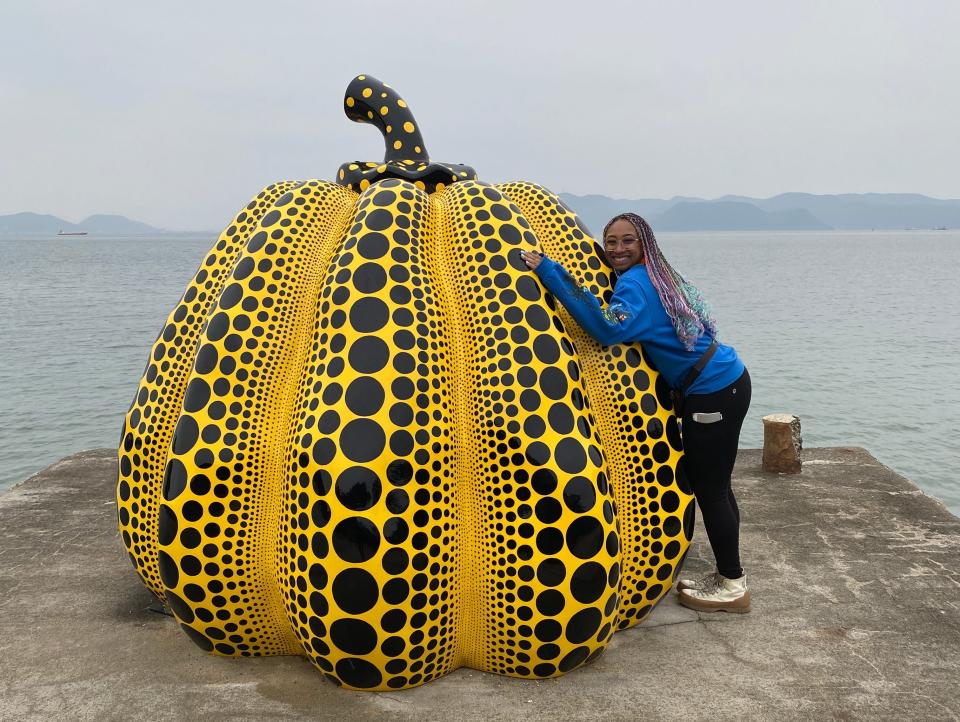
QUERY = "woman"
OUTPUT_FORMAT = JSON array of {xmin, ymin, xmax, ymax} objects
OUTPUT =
[{"xmin": 519, "ymin": 212, "xmax": 752, "ymax": 614}]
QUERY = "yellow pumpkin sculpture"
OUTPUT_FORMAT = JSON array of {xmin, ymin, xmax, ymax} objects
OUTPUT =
[{"xmin": 117, "ymin": 74, "xmax": 693, "ymax": 691}]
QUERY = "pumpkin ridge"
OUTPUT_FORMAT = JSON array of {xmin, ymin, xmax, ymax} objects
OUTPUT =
[
  {"xmin": 496, "ymin": 181, "xmax": 693, "ymax": 628},
  {"xmin": 117, "ymin": 180, "xmax": 303, "ymax": 601},
  {"xmin": 428, "ymin": 187, "xmax": 480, "ymax": 670},
  {"xmin": 278, "ymin": 179, "xmax": 461, "ymax": 689},
  {"xmin": 158, "ymin": 181, "xmax": 357, "ymax": 657},
  {"xmin": 440, "ymin": 180, "xmax": 620, "ymax": 678}
]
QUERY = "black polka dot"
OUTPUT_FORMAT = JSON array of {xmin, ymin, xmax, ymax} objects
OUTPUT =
[
  {"xmin": 533, "ymin": 335, "xmax": 560, "ymax": 364},
  {"xmin": 381, "ymin": 635, "xmax": 405, "ymax": 657},
  {"xmin": 372, "ymin": 189, "xmax": 397, "ymax": 207},
  {"xmin": 389, "ymin": 431, "xmax": 413, "ymax": 456},
  {"xmin": 331, "ymin": 618, "xmax": 378, "ymax": 655},
  {"xmin": 247, "ymin": 230, "xmax": 267, "ymax": 252},
  {"xmin": 312, "ymin": 438, "xmax": 336, "ymax": 465},
  {"xmin": 570, "ymin": 562, "xmax": 607, "ymax": 604},
  {"xmin": 353, "ymin": 262, "xmax": 387, "ymax": 293},
  {"xmin": 536, "ymin": 527, "xmax": 564, "ymax": 555},
  {"xmin": 563, "ymin": 476, "xmax": 596, "ymax": 513},
  {"xmin": 525, "ymin": 305, "xmax": 550, "ymax": 332},
  {"xmin": 206, "ymin": 312, "xmax": 229, "ymax": 342},
  {"xmin": 172, "ymin": 415, "xmax": 199, "ymax": 455},
  {"xmin": 336, "ymin": 657, "xmax": 382, "ymax": 689},
  {"xmin": 565, "ymin": 608, "xmax": 602, "ymax": 644},
  {"xmin": 382, "ymin": 548, "xmax": 408, "ymax": 574},
  {"xmin": 311, "ymin": 500, "xmax": 331, "ymax": 527},
  {"xmin": 547, "ymin": 404, "xmax": 574, "ymax": 434},
  {"xmin": 566, "ymin": 517, "xmax": 604, "ymax": 559},
  {"xmin": 350, "ymin": 297, "xmax": 389, "ymax": 333},
  {"xmin": 340, "ymin": 419, "xmax": 385, "ymax": 462},
  {"xmin": 539, "ymin": 368, "xmax": 568, "ymax": 400},
  {"xmin": 345, "ymin": 376, "xmax": 385, "ymax": 416},
  {"xmin": 499, "ymin": 224, "xmax": 521, "ymax": 245},
  {"xmin": 661, "ymin": 490, "xmax": 680, "ymax": 513},
  {"xmin": 519, "ymin": 389, "xmax": 541, "ymax": 412},
  {"xmin": 332, "ymin": 567, "xmax": 379, "ymax": 613},
  {"xmin": 219, "ymin": 282, "xmax": 242, "ymax": 309},
  {"xmin": 165, "ymin": 590, "xmax": 194, "ymax": 623},
  {"xmin": 383, "ymin": 517, "xmax": 409, "ymax": 544},
  {"xmin": 194, "ymin": 344, "xmax": 218, "ymax": 374},
  {"xmin": 524, "ymin": 415, "xmax": 546, "ymax": 438},
  {"xmin": 652, "ymin": 441, "xmax": 671, "ymax": 463},
  {"xmin": 349, "ymin": 337, "xmax": 389, "ymax": 373},
  {"xmin": 555, "ymin": 438, "xmax": 587, "ymax": 474},
  {"xmin": 558, "ymin": 646, "xmax": 590, "ymax": 672},
  {"xmin": 382, "ymin": 578, "xmax": 409, "ymax": 604},
  {"xmin": 535, "ymin": 497, "xmax": 562, "ymax": 524},
  {"xmin": 365, "ymin": 209, "xmax": 393, "ymax": 232},
  {"xmin": 385, "ymin": 489, "xmax": 409, "ymax": 513},
  {"xmin": 516, "ymin": 275, "xmax": 541, "ymax": 302},
  {"xmin": 531, "ymin": 468, "xmax": 557, "ymax": 495},
  {"xmin": 536, "ymin": 589, "xmax": 565, "ymax": 616},
  {"xmin": 332, "ymin": 517, "xmax": 380, "ymax": 563},
  {"xmin": 233, "ymin": 256, "xmax": 255, "ymax": 280},
  {"xmin": 386, "ymin": 459, "xmax": 413, "ymax": 485},
  {"xmin": 525, "ymin": 442, "xmax": 550, "ymax": 466},
  {"xmin": 162, "ymin": 458, "xmax": 187, "ymax": 500},
  {"xmin": 535, "ymin": 619, "xmax": 562, "ymax": 642},
  {"xmin": 180, "ymin": 624, "xmax": 213, "ymax": 651},
  {"xmin": 158, "ymin": 504, "xmax": 178, "ymax": 545},
  {"xmin": 537, "ymin": 559, "xmax": 566, "ymax": 587},
  {"xmin": 335, "ymin": 467, "xmax": 381, "ymax": 511},
  {"xmin": 158, "ymin": 550, "xmax": 179, "ymax": 588}
]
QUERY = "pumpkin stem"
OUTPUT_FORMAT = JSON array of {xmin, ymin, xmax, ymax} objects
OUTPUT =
[{"xmin": 344, "ymin": 75, "xmax": 430, "ymax": 163}]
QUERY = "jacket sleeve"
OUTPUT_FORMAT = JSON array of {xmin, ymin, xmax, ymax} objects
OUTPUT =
[{"xmin": 533, "ymin": 256, "xmax": 652, "ymax": 346}]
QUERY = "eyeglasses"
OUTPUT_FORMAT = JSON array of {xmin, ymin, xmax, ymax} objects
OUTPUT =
[{"xmin": 603, "ymin": 237, "xmax": 639, "ymax": 250}]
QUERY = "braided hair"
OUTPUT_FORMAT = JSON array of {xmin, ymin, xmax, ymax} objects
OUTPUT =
[{"xmin": 603, "ymin": 212, "xmax": 717, "ymax": 351}]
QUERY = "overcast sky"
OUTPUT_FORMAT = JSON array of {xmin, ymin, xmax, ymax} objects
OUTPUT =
[{"xmin": 2, "ymin": 0, "xmax": 958, "ymax": 229}]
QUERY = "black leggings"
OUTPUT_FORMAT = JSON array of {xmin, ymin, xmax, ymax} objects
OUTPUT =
[{"xmin": 681, "ymin": 368, "xmax": 751, "ymax": 579}]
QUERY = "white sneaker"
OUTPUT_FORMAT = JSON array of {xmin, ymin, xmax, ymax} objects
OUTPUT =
[
  {"xmin": 679, "ymin": 574, "xmax": 750, "ymax": 613},
  {"xmin": 676, "ymin": 571, "xmax": 721, "ymax": 594}
]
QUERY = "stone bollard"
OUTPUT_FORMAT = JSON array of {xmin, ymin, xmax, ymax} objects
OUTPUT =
[{"xmin": 762, "ymin": 414, "xmax": 802, "ymax": 473}]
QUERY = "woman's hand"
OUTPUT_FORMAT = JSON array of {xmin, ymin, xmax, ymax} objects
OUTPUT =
[{"xmin": 519, "ymin": 250, "xmax": 543, "ymax": 271}]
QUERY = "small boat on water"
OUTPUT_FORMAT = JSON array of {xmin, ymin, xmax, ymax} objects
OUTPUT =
[{"xmin": 57, "ymin": 229, "xmax": 88, "ymax": 236}]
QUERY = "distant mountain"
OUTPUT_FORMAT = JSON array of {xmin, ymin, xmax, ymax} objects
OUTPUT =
[
  {"xmin": 0, "ymin": 212, "xmax": 82, "ymax": 234},
  {"xmin": 725, "ymin": 193, "xmax": 960, "ymax": 230},
  {"xmin": 653, "ymin": 201, "xmax": 830, "ymax": 231},
  {"xmin": 0, "ymin": 212, "xmax": 163, "ymax": 235},
  {"xmin": 559, "ymin": 192, "xmax": 960, "ymax": 234}
]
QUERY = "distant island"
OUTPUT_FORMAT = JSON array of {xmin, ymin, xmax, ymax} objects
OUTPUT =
[
  {"xmin": 3, "ymin": 192, "xmax": 960, "ymax": 236},
  {"xmin": 0, "ymin": 212, "xmax": 166, "ymax": 236},
  {"xmin": 558, "ymin": 192, "xmax": 960, "ymax": 234}
]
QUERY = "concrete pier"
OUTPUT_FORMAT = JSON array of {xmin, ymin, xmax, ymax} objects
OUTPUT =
[{"xmin": 1, "ymin": 447, "xmax": 958, "ymax": 721}]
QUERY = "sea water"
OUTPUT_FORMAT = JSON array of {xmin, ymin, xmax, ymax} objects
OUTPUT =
[{"xmin": 1, "ymin": 230, "xmax": 957, "ymax": 514}]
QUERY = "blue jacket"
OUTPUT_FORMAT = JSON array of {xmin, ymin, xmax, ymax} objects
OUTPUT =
[{"xmin": 534, "ymin": 257, "xmax": 744, "ymax": 395}]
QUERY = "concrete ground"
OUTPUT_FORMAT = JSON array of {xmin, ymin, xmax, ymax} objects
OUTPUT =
[{"xmin": 1, "ymin": 447, "xmax": 958, "ymax": 722}]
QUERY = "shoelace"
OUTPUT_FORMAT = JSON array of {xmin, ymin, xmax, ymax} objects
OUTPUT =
[
  {"xmin": 695, "ymin": 572, "xmax": 720, "ymax": 591},
  {"xmin": 693, "ymin": 574, "xmax": 724, "ymax": 597}
]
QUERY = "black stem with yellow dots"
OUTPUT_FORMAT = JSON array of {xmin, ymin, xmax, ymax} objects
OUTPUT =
[{"xmin": 337, "ymin": 74, "xmax": 477, "ymax": 193}]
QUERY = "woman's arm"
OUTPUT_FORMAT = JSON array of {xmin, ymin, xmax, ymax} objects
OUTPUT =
[{"xmin": 521, "ymin": 252, "xmax": 651, "ymax": 346}]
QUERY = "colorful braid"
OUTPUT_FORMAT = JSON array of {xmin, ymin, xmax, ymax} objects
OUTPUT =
[{"xmin": 602, "ymin": 213, "xmax": 717, "ymax": 351}]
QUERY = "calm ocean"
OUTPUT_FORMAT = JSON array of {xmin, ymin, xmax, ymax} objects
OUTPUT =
[{"xmin": 1, "ymin": 230, "xmax": 957, "ymax": 514}]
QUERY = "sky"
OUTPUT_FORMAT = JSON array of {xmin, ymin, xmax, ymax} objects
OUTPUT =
[{"xmin": 1, "ymin": 0, "xmax": 958, "ymax": 230}]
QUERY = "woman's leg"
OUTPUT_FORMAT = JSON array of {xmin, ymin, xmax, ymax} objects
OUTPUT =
[{"xmin": 681, "ymin": 369, "xmax": 751, "ymax": 579}]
